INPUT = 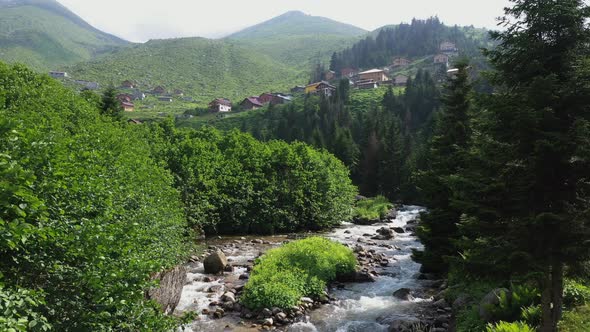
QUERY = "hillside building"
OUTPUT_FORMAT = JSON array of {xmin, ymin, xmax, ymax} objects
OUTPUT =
[
  {"xmin": 209, "ymin": 98, "xmax": 232, "ymax": 112},
  {"xmin": 392, "ymin": 57, "xmax": 411, "ymax": 68},
  {"xmin": 434, "ymin": 54, "xmax": 449, "ymax": 66},
  {"xmin": 49, "ymin": 71, "xmax": 68, "ymax": 79},
  {"xmin": 121, "ymin": 102, "xmax": 134, "ymax": 112},
  {"xmin": 241, "ymin": 97, "xmax": 264, "ymax": 110},
  {"xmin": 305, "ymin": 81, "xmax": 336, "ymax": 97},
  {"xmin": 393, "ymin": 74, "xmax": 409, "ymax": 86},
  {"xmin": 358, "ymin": 69, "xmax": 389, "ymax": 83}
]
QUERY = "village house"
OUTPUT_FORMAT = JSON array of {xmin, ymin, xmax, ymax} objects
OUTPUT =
[
  {"xmin": 209, "ymin": 98, "xmax": 232, "ymax": 113},
  {"xmin": 392, "ymin": 57, "xmax": 411, "ymax": 68},
  {"xmin": 291, "ymin": 86, "xmax": 306, "ymax": 94},
  {"xmin": 49, "ymin": 71, "xmax": 68, "ymax": 79},
  {"xmin": 325, "ymin": 70, "xmax": 336, "ymax": 81},
  {"xmin": 258, "ymin": 93, "xmax": 275, "ymax": 104},
  {"xmin": 393, "ymin": 74, "xmax": 409, "ymax": 86},
  {"xmin": 305, "ymin": 81, "xmax": 336, "ymax": 97},
  {"xmin": 358, "ymin": 69, "xmax": 389, "ymax": 83},
  {"xmin": 74, "ymin": 80, "xmax": 99, "ymax": 90},
  {"xmin": 173, "ymin": 89, "xmax": 184, "ymax": 97},
  {"xmin": 132, "ymin": 90, "xmax": 146, "ymax": 101},
  {"xmin": 270, "ymin": 94, "xmax": 292, "ymax": 106},
  {"xmin": 128, "ymin": 119, "xmax": 142, "ymax": 125},
  {"xmin": 241, "ymin": 97, "xmax": 263, "ymax": 110},
  {"xmin": 152, "ymin": 86, "xmax": 166, "ymax": 95},
  {"xmin": 117, "ymin": 94, "xmax": 133, "ymax": 103},
  {"xmin": 440, "ymin": 41, "xmax": 458, "ymax": 53},
  {"xmin": 121, "ymin": 101, "xmax": 134, "ymax": 112},
  {"xmin": 434, "ymin": 54, "xmax": 449, "ymax": 66},
  {"xmin": 356, "ymin": 79, "xmax": 378, "ymax": 90},
  {"xmin": 341, "ymin": 68, "xmax": 357, "ymax": 78},
  {"xmin": 121, "ymin": 80, "xmax": 135, "ymax": 89},
  {"xmin": 158, "ymin": 96, "xmax": 173, "ymax": 102}
]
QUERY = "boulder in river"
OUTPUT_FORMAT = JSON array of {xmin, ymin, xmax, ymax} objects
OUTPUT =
[
  {"xmin": 479, "ymin": 288, "xmax": 510, "ymax": 321},
  {"xmin": 377, "ymin": 227, "xmax": 395, "ymax": 239},
  {"xmin": 393, "ymin": 288, "xmax": 414, "ymax": 301},
  {"xmin": 146, "ymin": 265, "xmax": 186, "ymax": 314},
  {"xmin": 391, "ymin": 227, "xmax": 405, "ymax": 234},
  {"xmin": 204, "ymin": 250, "xmax": 228, "ymax": 274}
]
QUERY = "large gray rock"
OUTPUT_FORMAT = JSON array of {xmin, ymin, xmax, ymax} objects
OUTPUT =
[
  {"xmin": 393, "ymin": 288, "xmax": 414, "ymax": 301},
  {"xmin": 479, "ymin": 288, "xmax": 510, "ymax": 322},
  {"xmin": 204, "ymin": 250, "xmax": 228, "ymax": 274},
  {"xmin": 377, "ymin": 227, "xmax": 395, "ymax": 239},
  {"xmin": 387, "ymin": 316, "xmax": 422, "ymax": 332},
  {"xmin": 146, "ymin": 265, "xmax": 187, "ymax": 314},
  {"xmin": 453, "ymin": 293, "xmax": 473, "ymax": 312}
]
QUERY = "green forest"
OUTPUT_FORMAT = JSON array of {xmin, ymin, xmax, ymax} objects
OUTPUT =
[{"xmin": 1, "ymin": 0, "xmax": 590, "ymax": 331}]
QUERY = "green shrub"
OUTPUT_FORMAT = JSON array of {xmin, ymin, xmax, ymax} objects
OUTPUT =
[
  {"xmin": 0, "ymin": 285, "xmax": 51, "ymax": 331},
  {"xmin": 353, "ymin": 196, "xmax": 393, "ymax": 221},
  {"xmin": 489, "ymin": 284, "xmax": 540, "ymax": 323},
  {"xmin": 563, "ymin": 279, "xmax": 590, "ymax": 307},
  {"xmin": 241, "ymin": 237, "xmax": 356, "ymax": 310},
  {"xmin": 519, "ymin": 305, "xmax": 540, "ymax": 327},
  {"xmin": 0, "ymin": 62, "xmax": 189, "ymax": 330},
  {"xmin": 149, "ymin": 122, "xmax": 358, "ymax": 234},
  {"xmin": 559, "ymin": 305, "xmax": 590, "ymax": 332},
  {"xmin": 485, "ymin": 321, "xmax": 535, "ymax": 332}
]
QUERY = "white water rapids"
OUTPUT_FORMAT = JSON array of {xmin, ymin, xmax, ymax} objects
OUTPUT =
[{"xmin": 176, "ymin": 206, "xmax": 429, "ymax": 332}]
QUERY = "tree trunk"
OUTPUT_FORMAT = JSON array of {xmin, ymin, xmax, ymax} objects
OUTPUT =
[{"xmin": 539, "ymin": 258, "xmax": 564, "ymax": 332}]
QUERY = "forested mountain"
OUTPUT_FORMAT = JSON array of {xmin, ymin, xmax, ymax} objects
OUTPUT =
[
  {"xmin": 0, "ymin": 0, "xmax": 128, "ymax": 70},
  {"xmin": 330, "ymin": 17, "xmax": 490, "ymax": 72},
  {"xmin": 65, "ymin": 37, "xmax": 302, "ymax": 103},
  {"xmin": 227, "ymin": 11, "xmax": 367, "ymax": 69}
]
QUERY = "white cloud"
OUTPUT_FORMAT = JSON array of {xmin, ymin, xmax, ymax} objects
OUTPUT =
[{"xmin": 57, "ymin": 0, "xmax": 510, "ymax": 42}]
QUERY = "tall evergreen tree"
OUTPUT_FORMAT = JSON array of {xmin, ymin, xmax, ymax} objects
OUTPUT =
[
  {"xmin": 413, "ymin": 60, "xmax": 473, "ymax": 273},
  {"xmin": 100, "ymin": 85, "xmax": 123, "ymax": 120},
  {"xmin": 454, "ymin": 1, "xmax": 590, "ymax": 330}
]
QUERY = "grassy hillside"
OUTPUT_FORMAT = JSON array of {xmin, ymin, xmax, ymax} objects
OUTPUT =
[
  {"xmin": 66, "ymin": 37, "xmax": 304, "ymax": 104},
  {"xmin": 0, "ymin": 0, "xmax": 129, "ymax": 70},
  {"xmin": 227, "ymin": 11, "xmax": 367, "ymax": 69}
]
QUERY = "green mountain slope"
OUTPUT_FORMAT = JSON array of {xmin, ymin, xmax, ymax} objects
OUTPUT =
[
  {"xmin": 0, "ymin": 0, "xmax": 128, "ymax": 70},
  {"xmin": 227, "ymin": 11, "xmax": 367, "ymax": 68},
  {"xmin": 66, "ymin": 37, "xmax": 303, "ymax": 103}
]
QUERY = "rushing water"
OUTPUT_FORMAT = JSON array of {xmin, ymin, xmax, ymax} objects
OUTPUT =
[{"xmin": 176, "ymin": 206, "xmax": 428, "ymax": 332}]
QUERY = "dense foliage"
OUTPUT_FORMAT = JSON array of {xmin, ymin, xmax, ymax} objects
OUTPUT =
[
  {"xmin": 0, "ymin": 62, "xmax": 189, "ymax": 330},
  {"xmin": 413, "ymin": 0, "xmax": 590, "ymax": 331},
  {"xmin": 147, "ymin": 122, "xmax": 357, "ymax": 234},
  {"xmin": 240, "ymin": 237, "xmax": 356, "ymax": 310}
]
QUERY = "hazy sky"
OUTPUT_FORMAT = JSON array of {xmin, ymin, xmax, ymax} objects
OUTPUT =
[{"xmin": 57, "ymin": 0, "xmax": 511, "ymax": 43}]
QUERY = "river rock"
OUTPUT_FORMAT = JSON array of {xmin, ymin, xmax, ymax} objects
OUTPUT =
[
  {"xmin": 221, "ymin": 292, "xmax": 235, "ymax": 303},
  {"xmin": 354, "ymin": 217, "xmax": 381, "ymax": 225},
  {"xmin": 377, "ymin": 227, "xmax": 395, "ymax": 238},
  {"xmin": 453, "ymin": 293, "xmax": 472, "ymax": 312},
  {"xmin": 479, "ymin": 288, "xmax": 510, "ymax": 321},
  {"xmin": 262, "ymin": 308, "xmax": 272, "ymax": 317},
  {"xmin": 393, "ymin": 288, "xmax": 414, "ymax": 301},
  {"xmin": 204, "ymin": 251, "xmax": 228, "ymax": 274},
  {"xmin": 239, "ymin": 273, "xmax": 249, "ymax": 280},
  {"xmin": 391, "ymin": 227, "xmax": 405, "ymax": 234},
  {"xmin": 146, "ymin": 265, "xmax": 186, "ymax": 314},
  {"xmin": 263, "ymin": 318, "xmax": 274, "ymax": 326},
  {"xmin": 252, "ymin": 239, "xmax": 264, "ymax": 244},
  {"xmin": 387, "ymin": 316, "xmax": 421, "ymax": 332}
]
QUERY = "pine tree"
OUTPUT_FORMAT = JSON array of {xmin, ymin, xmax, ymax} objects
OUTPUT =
[
  {"xmin": 100, "ymin": 85, "xmax": 123, "ymax": 120},
  {"xmin": 413, "ymin": 60, "xmax": 473, "ymax": 273},
  {"xmin": 454, "ymin": 1, "xmax": 590, "ymax": 330}
]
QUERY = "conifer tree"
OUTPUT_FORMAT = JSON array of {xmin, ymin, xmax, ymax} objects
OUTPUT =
[
  {"xmin": 100, "ymin": 85, "xmax": 123, "ymax": 120},
  {"xmin": 454, "ymin": 1, "xmax": 590, "ymax": 330},
  {"xmin": 414, "ymin": 60, "xmax": 473, "ymax": 273}
]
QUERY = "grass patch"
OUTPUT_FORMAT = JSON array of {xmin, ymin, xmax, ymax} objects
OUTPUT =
[
  {"xmin": 240, "ymin": 237, "xmax": 356, "ymax": 310},
  {"xmin": 353, "ymin": 196, "xmax": 393, "ymax": 221},
  {"xmin": 560, "ymin": 305, "xmax": 590, "ymax": 332}
]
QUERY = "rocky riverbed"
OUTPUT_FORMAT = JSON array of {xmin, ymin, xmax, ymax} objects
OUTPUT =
[{"xmin": 175, "ymin": 206, "xmax": 452, "ymax": 332}]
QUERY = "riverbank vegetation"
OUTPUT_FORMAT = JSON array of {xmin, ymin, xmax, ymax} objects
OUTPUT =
[
  {"xmin": 241, "ymin": 237, "xmax": 356, "ymax": 310},
  {"xmin": 145, "ymin": 122, "xmax": 357, "ymax": 234},
  {"xmin": 0, "ymin": 61, "xmax": 357, "ymax": 330},
  {"xmin": 353, "ymin": 196, "xmax": 393, "ymax": 221}
]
